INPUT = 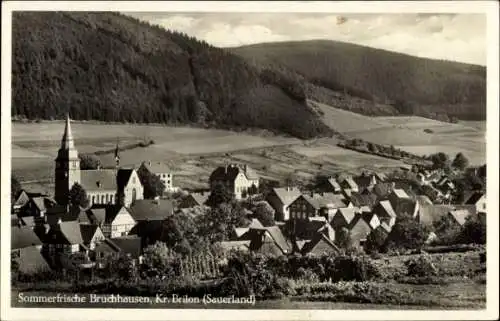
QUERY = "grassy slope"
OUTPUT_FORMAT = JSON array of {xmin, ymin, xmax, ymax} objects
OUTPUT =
[{"xmin": 231, "ymin": 40, "xmax": 486, "ymax": 120}]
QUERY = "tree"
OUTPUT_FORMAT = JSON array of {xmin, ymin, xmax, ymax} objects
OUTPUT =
[
  {"xmin": 367, "ymin": 142, "xmax": 378, "ymax": 153},
  {"xmin": 69, "ymin": 183, "xmax": 89, "ymax": 208},
  {"xmin": 452, "ymin": 152, "xmax": 469, "ymax": 171},
  {"xmin": 142, "ymin": 242, "xmax": 178, "ymax": 277},
  {"xmin": 383, "ymin": 212, "xmax": 429, "ymax": 251},
  {"xmin": 11, "ymin": 174, "xmax": 22, "ymax": 201},
  {"xmin": 79, "ymin": 153, "xmax": 101, "ymax": 170},
  {"xmin": 206, "ymin": 182, "xmax": 232, "ymax": 208},
  {"xmin": 364, "ymin": 227, "xmax": 388, "ymax": 254},
  {"xmin": 336, "ymin": 227, "xmax": 354, "ymax": 250},
  {"xmin": 137, "ymin": 164, "xmax": 165, "ymax": 199},
  {"xmin": 456, "ymin": 214, "xmax": 486, "ymax": 245},
  {"xmin": 429, "ymin": 152, "xmax": 450, "ymax": 170},
  {"xmin": 198, "ymin": 202, "xmax": 250, "ymax": 242},
  {"xmin": 252, "ymin": 202, "xmax": 275, "ymax": 227},
  {"xmin": 433, "ymin": 214, "xmax": 462, "ymax": 245}
]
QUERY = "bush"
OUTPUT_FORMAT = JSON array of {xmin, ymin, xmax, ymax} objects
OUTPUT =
[
  {"xmin": 404, "ymin": 254, "xmax": 438, "ymax": 277},
  {"xmin": 330, "ymin": 256, "xmax": 381, "ymax": 282}
]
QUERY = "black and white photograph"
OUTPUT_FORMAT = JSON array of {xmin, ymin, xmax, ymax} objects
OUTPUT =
[{"xmin": 1, "ymin": 1, "xmax": 498, "ymax": 320}]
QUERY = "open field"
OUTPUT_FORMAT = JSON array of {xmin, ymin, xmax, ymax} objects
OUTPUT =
[
  {"xmin": 12, "ymin": 122, "xmax": 409, "ymax": 192},
  {"xmin": 313, "ymin": 101, "xmax": 486, "ymax": 165}
]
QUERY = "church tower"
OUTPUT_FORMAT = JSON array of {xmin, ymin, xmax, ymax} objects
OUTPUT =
[{"xmin": 54, "ymin": 115, "xmax": 81, "ymax": 206}]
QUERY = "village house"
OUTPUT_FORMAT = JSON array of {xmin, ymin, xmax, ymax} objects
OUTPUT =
[
  {"xmin": 99, "ymin": 204, "xmax": 136, "ymax": 238},
  {"xmin": 43, "ymin": 221, "xmax": 85, "ymax": 268},
  {"xmin": 139, "ymin": 161, "xmax": 175, "ymax": 193},
  {"xmin": 247, "ymin": 225, "xmax": 291, "ymax": 256},
  {"xmin": 54, "ymin": 116, "xmax": 144, "ymax": 208},
  {"xmin": 294, "ymin": 216, "xmax": 335, "ymax": 242},
  {"xmin": 387, "ymin": 189, "xmax": 419, "ymax": 218},
  {"xmin": 447, "ymin": 209, "xmax": 474, "ymax": 227},
  {"xmin": 179, "ymin": 192, "xmax": 209, "ymax": 209},
  {"xmin": 348, "ymin": 215, "xmax": 373, "ymax": 248},
  {"xmin": 330, "ymin": 207, "xmax": 358, "ymax": 231},
  {"xmin": 353, "ymin": 172, "xmax": 378, "ymax": 191},
  {"xmin": 11, "ymin": 226, "xmax": 50, "ymax": 274},
  {"xmin": 300, "ymin": 233, "xmax": 340, "ymax": 256},
  {"xmin": 362, "ymin": 211, "xmax": 381, "ymax": 230},
  {"xmin": 79, "ymin": 224, "xmax": 105, "ymax": 250},
  {"xmin": 94, "ymin": 235, "xmax": 143, "ymax": 268},
  {"xmin": 128, "ymin": 199, "xmax": 174, "ymax": 222},
  {"xmin": 266, "ymin": 187, "xmax": 301, "ymax": 221},
  {"xmin": 372, "ymin": 200, "xmax": 397, "ymax": 228},
  {"xmin": 209, "ymin": 164, "xmax": 259, "ymax": 200},
  {"xmin": 464, "ymin": 192, "xmax": 487, "ymax": 214},
  {"xmin": 339, "ymin": 176, "xmax": 359, "ymax": 193}
]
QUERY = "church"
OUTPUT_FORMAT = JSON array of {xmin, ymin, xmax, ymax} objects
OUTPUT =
[{"xmin": 54, "ymin": 116, "xmax": 144, "ymax": 208}]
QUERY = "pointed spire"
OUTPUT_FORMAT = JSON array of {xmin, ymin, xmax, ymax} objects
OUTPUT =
[{"xmin": 61, "ymin": 114, "xmax": 75, "ymax": 150}]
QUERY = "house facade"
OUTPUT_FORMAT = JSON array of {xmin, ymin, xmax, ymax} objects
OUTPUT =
[
  {"xmin": 100, "ymin": 205, "xmax": 136, "ymax": 238},
  {"xmin": 266, "ymin": 187, "xmax": 301, "ymax": 221},
  {"xmin": 139, "ymin": 161, "xmax": 175, "ymax": 193},
  {"xmin": 209, "ymin": 164, "xmax": 259, "ymax": 200}
]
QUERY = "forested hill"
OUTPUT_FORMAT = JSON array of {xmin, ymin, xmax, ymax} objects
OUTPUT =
[
  {"xmin": 12, "ymin": 12, "xmax": 333, "ymax": 139},
  {"xmin": 230, "ymin": 40, "xmax": 486, "ymax": 121}
]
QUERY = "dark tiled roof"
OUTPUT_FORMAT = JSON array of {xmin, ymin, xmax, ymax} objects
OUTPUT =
[
  {"xmin": 117, "ymin": 169, "xmax": 134, "ymax": 190},
  {"xmin": 129, "ymin": 199, "xmax": 173, "ymax": 221},
  {"xmin": 79, "ymin": 225, "xmax": 101, "ymax": 244},
  {"xmin": 142, "ymin": 161, "xmax": 172, "ymax": 174},
  {"xmin": 271, "ymin": 187, "xmax": 301, "ymax": 207},
  {"xmin": 353, "ymin": 174, "xmax": 374, "ymax": 189},
  {"xmin": 209, "ymin": 164, "xmax": 258, "ymax": 182},
  {"xmin": 59, "ymin": 221, "xmax": 84, "ymax": 245},
  {"xmin": 80, "ymin": 169, "xmax": 117, "ymax": 192},
  {"xmin": 465, "ymin": 192, "xmax": 485, "ymax": 205},
  {"xmin": 301, "ymin": 233, "xmax": 340, "ymax": 255},
  {"xmin": 110, "ymin": 235, "xmax": 142, "ymax": 258},
  {"xmin": 11, "ymin": 226, "xmax": 43, "ymax": 249}
]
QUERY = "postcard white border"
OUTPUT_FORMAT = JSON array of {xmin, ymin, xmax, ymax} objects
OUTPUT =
[{"xmin": 2, "ymin": 1, "xmax": 499, "ymax": 320}]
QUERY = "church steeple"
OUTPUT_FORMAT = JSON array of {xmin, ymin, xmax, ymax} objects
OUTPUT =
[
  {"xmin": 55, "ymin": 114, "xmax": 81, "ymax": 206},
  {"xmin": 61, "ymin": 114, "xmax": 75, "ymax": 150}
]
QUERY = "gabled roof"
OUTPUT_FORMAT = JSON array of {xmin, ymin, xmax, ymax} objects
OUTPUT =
[
  {"xmin": 110, "ymin": 235, "xmax": 142, "ymax": 258},
  {"xmin": 353, "ymin": 174, "xmax": 375, "ymax": 189},
  {"xmin": 326, "ymin": 178, "xmax": 341, "ymax": 191},
  {"xmin": 375, "ymin": 200, "xmax": 397, "ymax": 218},
  {"xmin": 218, "ymin": 240, "xmax": 251, "ymax": 252},
  {"xmin": 142, "ymin": 161, "xmax": 171, "ymax": 174},
  {"xmin": 19, "ymin": 216, "xmax": 35, "ymax": 227},
  {"xmin": 79, "ymin": 225, "xmax": 101, "ymax": 244},
  {"xmin": 297, "ymin": 193, "xmax": 345, "ymax": 210},
  {"xmin": 11, "ymin": 226, "xmax": 43, "ymax": 249},
  {"xmin": 248, "ymin": 218, "xmax": 264, "ymax": 229},
  {"xmin": 117, "ymin": 169, "xmax": 135, "ymax": 190},
  {"xmin": 209, "ymin": 164, "xmax": 258, "ymax": 182},
  {"xmin": 103, "ymin": 205, "xmax": 130, "ymax": 224},
  {"xmin": 349, "ymin": 215, "xmax": 373, "ymax": 242},
  {"xmin": 189, "ymin": 193, "xmax": 209, "ymax": 206},
  {"xmin": 30, "ymin": 196, "xmax": 57, "ymax": 212},
  {"xmin": 80, "ymin": 169, "xmax": 117, "ymax": 191},
  {"xmin": 341, "ymin": 176, "xmax": 359, "ymax": 190},
  {"xmin": 271, "ymin": 187, "xmax": 301, "ymax": 207},
  {"xmin": 301, "ymin": 233, "xmax": 340, "ymax": 255},
  {"xmin": 449, "ymin": 209, "xmax": 473, "ymax": 226},
  {"xmin": 335, "ymin": 207, "xmax": 358, "ymax": 225},
  {"xmin": 129, "ymin": 199, "xmax": 173, "ymax": 221},
  {"xmin": 59, "ymin": 221, "xmax": 84, "ymax": 245},
  {"xmin": 391, "ymin": 189, "xmax": 410, "ymax": 199},
  {"xmin": 264, "ymin": 226, "xmax": 291, "ymax": 254},
  {"xmin": 465, "ymin": 192, "xmax": 485, "ymax": 205},
  {"xmin": 13, "ymin": 190, "xmax": 31, "ymax": 207},
  {"xmin": 233, "ymin": 227, "xmax": 250, "ymax": 239}
]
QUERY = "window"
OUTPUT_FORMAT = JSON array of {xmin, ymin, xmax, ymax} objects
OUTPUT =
[
  {"xmin": 132, "ymin": 177, "xmax": 136, "ymax": 184},
  {"xmin": 483, "ymin": 203, "xmax": 486, "ymax": 210},
  {"xmin": 92, "ymin": 196, "xmax": 95, "ymax": 204},
  {"xmin": 132, "ymin": 188, "xmax": 137, "ymax": 202},
  {"xmin": 101, "ymin": 195, "xmax": 105, "ymax": 203}
]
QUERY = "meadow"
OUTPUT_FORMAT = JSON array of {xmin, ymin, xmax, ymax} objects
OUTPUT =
[
  {"xmin": 313, "ymin": 101, "xmax": 486, "ymax": 165},
  {"xmin": 11, "ymin": 103, "xmax": 486, "ymax": 193},
  {"xmin": 11, "ymin": 121, "xmax": 407, "ymax": 192}
]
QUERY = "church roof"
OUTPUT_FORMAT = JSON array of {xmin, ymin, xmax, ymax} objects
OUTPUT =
[
  {"xmin": 117, "ymin": 169, "xmax": 134, "ymax": 190},
  {"xmin": 80, "ymin": 170, "xmax": 117, "ymax": 192}
]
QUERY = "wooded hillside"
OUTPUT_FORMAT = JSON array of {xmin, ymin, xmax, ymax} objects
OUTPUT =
[
  {"xmin": 12, "ymin": 12, "xmax": 333, "ymax": 139},
  {"xmin": 231, "ymin": 40, "xmax": 486, "ymax": 121}
]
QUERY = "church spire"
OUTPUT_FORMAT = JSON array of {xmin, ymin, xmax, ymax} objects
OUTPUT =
[{"xmin": 61, "ymin": 114, "xmax": 75, "ymax": 150}]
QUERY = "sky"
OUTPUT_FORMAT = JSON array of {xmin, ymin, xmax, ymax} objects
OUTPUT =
[{"xmin": 124, "ymin": 12, "xmax": 486, "ymax": 66}]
